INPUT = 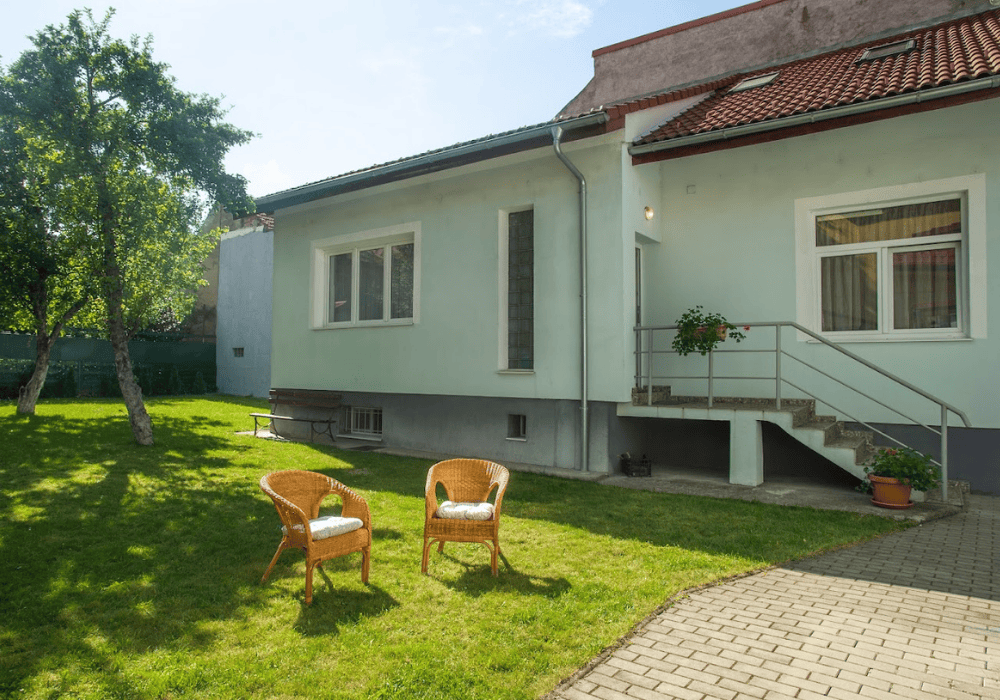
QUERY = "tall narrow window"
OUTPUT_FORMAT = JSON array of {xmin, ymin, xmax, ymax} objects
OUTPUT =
[
  {"xmin": 329, "ymin": 252, "xmax": 353, "ymax": 323},
  {"xmin": 507, "ymin": 210, "xmax": 534, "ymax": 370},
  {"xmin": 359, "ymin": 248, "xmax": 384, "ymax": 321},
  {"xmin": 390, "ymin": 243, "xmax": 414, "ymax": 319}
]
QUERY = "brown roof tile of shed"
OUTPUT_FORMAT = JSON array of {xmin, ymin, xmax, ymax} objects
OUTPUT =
[{"xmin": 632, "ymin": 9, "xmax": 1000, "ymax": 146}]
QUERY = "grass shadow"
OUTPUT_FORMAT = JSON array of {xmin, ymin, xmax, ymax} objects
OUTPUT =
[
  {"xmin": 0, "ymin": 399, "xmax": 280, "ymax": 696},
  {"xmin": 428, "ymin": 553, "xmax": 572, "ymax": 599},
  {"xmin": 293, "ymin": 582, "xmax": 400, "ymax": 636}
]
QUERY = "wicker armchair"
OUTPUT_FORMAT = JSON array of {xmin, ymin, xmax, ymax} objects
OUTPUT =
[
  {"xmin": 259, "ymin": 470, "xmax": 372, "ymax": 604},
  {"xmin": 422, "ymin": 458, "xmax": 510, "ymax": 576}
]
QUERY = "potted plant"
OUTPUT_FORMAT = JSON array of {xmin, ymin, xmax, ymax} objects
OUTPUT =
[
  {"xmin": 861, "ymin": 447, "xmax": 941, "ymax": 509},
  {"xmin": 671, "ymin": 306, "xmax": 748, "ymax": 356}
]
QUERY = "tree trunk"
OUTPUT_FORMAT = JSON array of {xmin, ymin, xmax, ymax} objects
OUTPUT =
[
  {"xmin": 97, "ymin": 177, "xmax": 153, "ymax": 446},
  {"xmin": 109, "ymin": 313, "xmax": 154, "ymax": 445},
  {"xmin": 16, "ymin": 335, "xmax": 50, "ymax": 415}
]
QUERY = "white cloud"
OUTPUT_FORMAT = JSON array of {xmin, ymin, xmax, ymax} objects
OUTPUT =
[{"xmin": 506, "ymin": 0, "xmax": 595, "ymax": 38}]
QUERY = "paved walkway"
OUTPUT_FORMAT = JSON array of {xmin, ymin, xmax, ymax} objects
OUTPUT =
[{"xmin": 549, "ymin": 495, "xmax": 1000, "ymax": 700}]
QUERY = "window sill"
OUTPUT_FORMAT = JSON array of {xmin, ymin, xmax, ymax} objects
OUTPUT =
[
  {"xmin": 315, "ymin": 320, "xmax": 414, "ymax": 330},
  {"xmin": 505, "ymin": 437, "xmax": 528, "ymax": 442},
  {"xmin": 497, "ymin": 369, "xmax": 535, "ymax": 375},
  {"xmin": 336, "ymin": 433, "xmax": 383, "ymax": 442},
  {"xmin": 806, "ymin": 333, "xmax": 973, "ymax": 343}
]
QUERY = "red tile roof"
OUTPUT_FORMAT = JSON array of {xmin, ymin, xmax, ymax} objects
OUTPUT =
[
  {"xmin": 632, "ymin": 9, "xmax": 1000, "ymax": 147},
  {"xmin": 237, "ymin": 213, "xmax": 274, "ymax": 230}
]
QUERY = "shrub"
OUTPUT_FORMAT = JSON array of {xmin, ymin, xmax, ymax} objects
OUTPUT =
[
  {"xmin": 168, "ymin": 366, "xmax": 186, "ymax": 395},
  {"xmin": 191, "ymin": 371, "xmax": 208, "ymax": 394}
]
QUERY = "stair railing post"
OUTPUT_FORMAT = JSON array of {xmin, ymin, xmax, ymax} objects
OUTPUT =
[
  {"xmin": 775, "ymin": 324, "xmax": 782, "ymax": 411},
  {"xmin": 941, "ymin": 405, "xmax": 949, "ymax": 502},
  {"xmin": 635, "ymin": 327, "xmax": 641, "ymax": 391},
  {"xmin": 646, "ymin": 329, "xmax": 653, "ymax": 406},
  {"xmin": 708, "ymin": 350, "xmax": 714, "ymax": 408}
]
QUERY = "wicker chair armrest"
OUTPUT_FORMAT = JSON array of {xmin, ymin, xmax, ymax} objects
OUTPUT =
[
  {"xmin": 267, "ymin": 489, "xmax": 313, "ymax": 540},
  {"xmin": 490, "ymin": 472, "xmax": 509, "ymax": 517},
  {"xmin": 327, "ymin": 479, "xmax": 372, "ymax": 529},
  {"xmin": 339, "ymin": 493, "xmax": 372, "ymax": 528},
  {"xmin": 425, "ymin": 474, "xmax": 447, "ymax": 518}
]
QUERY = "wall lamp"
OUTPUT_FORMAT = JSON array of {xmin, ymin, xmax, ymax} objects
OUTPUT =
[{"xmin": 643, "ymin": 206, "xmax": 655, "ymax": 221}]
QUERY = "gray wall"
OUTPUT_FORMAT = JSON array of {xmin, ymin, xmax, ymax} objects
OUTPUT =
[
  {"xmin": 852, "ymin": 423, "xmax": 1000, "ymax": 496},
  {"xmin": 278, "ymin": 392, "xmax": 622, "ymax": 473},
  {"xmin": 216, "ymin": 226, "xmax": 273, "ymax": 398}
]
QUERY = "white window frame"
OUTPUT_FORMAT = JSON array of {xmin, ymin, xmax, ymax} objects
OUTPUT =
[
  {"xmin": 497, "ymin": 206, "xmax": 535, "ymax": 373},
  {"xmin": 311, "ymin": 222, "xmax": 421, "ymax": 329},
  {"xmin": 795, "ymin": 174, "xmax": 986, "ymax": 342},
  {"xmin": 338, "ymin": 406, "xmax": 383, "ymax": 440}
]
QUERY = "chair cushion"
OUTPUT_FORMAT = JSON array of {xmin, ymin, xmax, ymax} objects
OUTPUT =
[
  {"xmin": 283, "ymin": 516, "xmax": 364, "ymax": 540},
  {"xmin": 436, "ymin": 501, "xmax": 495, "ymax": 521}
]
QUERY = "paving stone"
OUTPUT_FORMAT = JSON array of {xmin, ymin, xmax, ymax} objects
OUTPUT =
[{"xmin": 546, "ymin": 497, "xmax": 999, "ymax": 700}]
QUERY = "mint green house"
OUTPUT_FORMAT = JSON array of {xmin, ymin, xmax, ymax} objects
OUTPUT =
[{"xmin": 253, "ymin": 0, "xmax": 1000, "ymax": 494}]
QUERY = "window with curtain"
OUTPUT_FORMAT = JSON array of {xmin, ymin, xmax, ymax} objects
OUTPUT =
[{"xmin": 815, "ymin": 198, "xmax": 961, "ymax": 335}]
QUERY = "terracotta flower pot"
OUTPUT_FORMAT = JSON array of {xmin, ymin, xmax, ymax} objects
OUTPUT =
[
  {"xmin": 694, "ymin": 325, "xmax": 727, "ymax": 340},
  {"xmin": 869, "ymin": 474, "xmax": 913, "ymax": 509}
]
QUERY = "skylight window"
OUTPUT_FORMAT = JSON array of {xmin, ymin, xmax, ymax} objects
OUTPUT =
[
  {"xmin": 729, "ymin": 72, "xmax": 779, "ymax": 93},
  {"xmin": 858, "ymin": 39, "xmax": 916, "ymax": 62}
]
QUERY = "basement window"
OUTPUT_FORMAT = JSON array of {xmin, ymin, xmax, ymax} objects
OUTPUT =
[
  {"xmin": 343, "ymin": 406, "xmax": 383, "ymax": 440},
  {"xmin": 729, "ymin": 72, "xmax": 779, "ymax": 93},
  {"xmin": 858, "ymin": 39, "xmax": 915, "ymax": 63},
  {"xmin": 507, "ymin": 414, "xmax": 527, "ymax": 441}
]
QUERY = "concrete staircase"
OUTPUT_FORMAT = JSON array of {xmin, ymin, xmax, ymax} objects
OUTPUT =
[{"xmin": 628, "ymin": 385, "xmax": 876, "ymax": 482}]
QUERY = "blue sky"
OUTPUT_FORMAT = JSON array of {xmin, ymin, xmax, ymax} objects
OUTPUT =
[{"xmin": 3, "ymin": 1, "xmax": 747, "ymax": 199}]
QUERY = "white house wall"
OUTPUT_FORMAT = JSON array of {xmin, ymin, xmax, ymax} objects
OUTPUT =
[
  {"xmin": 270, "ymin": 138, "xmax": 629, "ymax": 404},
  {"xmin": 642, "ymin": 98, "xmax": 998, "ymax": 430}
]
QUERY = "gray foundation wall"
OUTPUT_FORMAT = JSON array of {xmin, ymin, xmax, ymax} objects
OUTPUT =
[
  {"xmin": 851, "ymin": 423, "xmax": 1000, "ymax": 496},
  {"xmin": 277, "ymin": 392, "xmax": 622, "ymax": 473},
  {"xmin": 271, "ymin": 392, "xmax": 998, "ymax": 493}
]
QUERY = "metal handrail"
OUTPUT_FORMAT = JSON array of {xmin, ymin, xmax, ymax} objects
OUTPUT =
[{"xmin": 633, "ymin": 321, "xmax": 971, "ymax": 500}]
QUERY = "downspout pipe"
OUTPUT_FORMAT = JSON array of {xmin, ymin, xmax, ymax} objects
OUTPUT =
[{"xmin": 551, "ymin": 125, "xmax": 589, "ymax": 472}]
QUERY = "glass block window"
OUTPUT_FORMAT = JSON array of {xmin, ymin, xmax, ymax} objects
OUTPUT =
[{"xmin": 507, "ymin": 210, "xmax": 534, "ymax": 370}]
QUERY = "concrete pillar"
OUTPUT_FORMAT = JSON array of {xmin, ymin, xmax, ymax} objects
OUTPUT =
[{"xmin": 729, "ymin": 412, "xmax": 764, "ymax": 486}]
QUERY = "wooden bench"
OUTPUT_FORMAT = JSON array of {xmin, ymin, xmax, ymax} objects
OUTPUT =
[{"xmin": 251, "ymin": 388, "xmax": 343, "ymax": 443}]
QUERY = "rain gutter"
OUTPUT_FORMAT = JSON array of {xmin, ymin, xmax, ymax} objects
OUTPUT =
[
  {"xmin": 629, "ymin": 75, "xmax": 1000, "ymax": 157},
  {"xmin": 255, "ymin": 112, "xmax": 609, "ymax": 213},
  {"xmin": 551, "ymin": 126, "xmax": 590, "ymax": 473}
]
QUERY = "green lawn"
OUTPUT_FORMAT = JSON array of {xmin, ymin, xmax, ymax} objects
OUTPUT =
[{"xmin": 0, "ymin": 397, "xmax": 904, "ymax": 699}]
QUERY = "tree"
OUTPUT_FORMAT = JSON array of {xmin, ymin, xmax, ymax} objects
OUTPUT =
[
  {"xmin": 0, "ymin": 108, "xmax": 96, "ymax": 414},
  {"xmin": 1, "ymin": 9, "xmax": 253, "ymax": 443}
]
